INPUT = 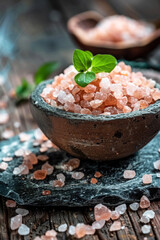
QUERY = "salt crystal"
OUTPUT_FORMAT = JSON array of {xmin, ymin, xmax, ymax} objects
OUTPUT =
[
  {"xmin": 90, "ymin": 99, "xmax": 103, "ymax": 108},
  {"xmin": 14, "ymin": 149, "xmax": 25, "ymax": 157},
  {"xmin": 33, "ymin": 170, "xmax": 47, "ymax": 180},
  {"xmin": 18, "ymin": 224, "xmax": 30, "ymax": 236},
  {"xmin": 57, "ymin": 173, "xmax": 65, "ymax": 182},
  {"xmin": 16, "ymin": 208, "xmax": 29, "ymax": 216},
  {"xmin": 25, "ymin": 153, "xmax": 38, "ymax": 165},
  {"xmin": 19, "ymin": 132, "xmax": 30, "ymax": 142},
  {"xmin": 75, "ymin": 223, "xmax": 86, "ymax": 238},
  {"xmin": 110, "ymin": 221, "xmax": 121, "ymax": 232},
  {"xmin": 140, "ymin": 215, "xmax": 150, "ymax": 223},
  {"xmin": 94, "ymin": 203, "xmax": 111, "ymax": 221},
  {"xmin": 156, "ymin": 173, "xmax": 160, "ymax": 178},
  {"xmin": 13, "ymin": 165, "xmax": 29, "ymax": 175},
  {"xmin": 143, "ymin": 210, "xmax": 155, "ymax": 219},
  {"xmin": 63, "ymin": 158, "xmax": 80, "ymax": 171},
  {"xmin": 0, "ymin": 162, "xmax": 8, "ymax": 171},
  {"xmin": 140, "ymin": 195, "xmax": 150, "ymax": 209},
  {"xmin": 58, "ymin": 223, "xmax": 67, "ymax": 232},
  {"xmin": 72, "ymin": 172, "xmax": 84, "ymax": 180},
  {"xmin": 6, "ymin": 200, "xmax": 16, "ymax": 208},
  {"xmin": 141, "ymin": 225, "xmax": 151, "ymax": 234},
  {"xmin": 94, "ymin": 171, "xmax": 102, "ymax": 178},
  {"xmin": 45, "ymin": 229, "xmax": 57, "ymax": 237},
  {"xmin": 111, "ymin": 210, "xmax": 120, "ymax": 220},
  {"xmin": 41, "ymin": 162, "xmax": 54, "ymax": 175},
  {"xmin": 53, "ymin": 180, "xmax": 64, "ymax": 187},
  {"xmin": 153, "ymin": 160, "xmax": 160, "ymax": 170},
  {"xmin": 85, "ymin": 225, "xmax": 95, "ymax": 235},
  {"xmin": 0, "ymin": 112, "xmax": 9, "ymax": 124},
  {"xmin": 2, "ymin": 157, "xmax": 13, "ymax": 162},
  {"xmin": 123, "ymin": 170, "xmax": 136, "ymax": 179},
  {"xmin": 92, "ymin": 220, "xmax": 105, "ymax": 229},
  {"xmin": 10, "ymin": 215, "xmax": 22, "ymax": 230},
  {"xmin": 68, "ymin": 225, "xmax": 75, "ymax": 235},
  {"xmin": 2, "ymin": 129, "xmax": 14, "ymax": 139},
  {"xmin": 37, "ymin": 155, "xmax": 49, "ymax": 161},
  {"xmin": 42, "ymin": 190, "xmax": 51, "ymax": 196},
  {"xmin": 129, "ymin": 202, "xmax": 139, "ymax": 211},
  {"xmin": 115, "ymin": 204, "xmax": 127, "ymax": 215},
  {"xmin": 142, "ymin": 174, "xmax": 152, "ymax": 184}
]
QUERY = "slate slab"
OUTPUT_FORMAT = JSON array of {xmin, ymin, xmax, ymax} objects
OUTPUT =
[{"xmin": 0, "ymin": 129, "xmax": 160, "ymax": 207}]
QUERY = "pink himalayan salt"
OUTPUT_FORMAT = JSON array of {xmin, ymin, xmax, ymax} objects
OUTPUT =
[
  {"xmin": 115, "ymin": 204, "xmax": 127, "ymax": 215},
  {"xmin": 33, "ymin": 170, "xmax": 47, "ymax": 180},
  {"xmin": 0, "ymin": 112, "xmax": 9, "ymax": 124},
  {"xmin": 94, "ymin": 203, "xmax": 111, "ymax": 221},
  {"xmin": 41, "ymin": 62, "xmax": 160, "ymax": 116},
  {"xmin": 6, "ymin": 200, "xmax": 16, "ymax": 208},
  {"xmin": 68, "ymin": 225, "xmax": 75, "ymax": 235},
  {"xmin": 2, "ymin": 157, "xmax": 13, "ymax": 162},
  {"xmin": 0, "ymin": 162, "xmax": 8, "ymax": 170},
  {"xmin": 91, "ymin": 178, "xmax": 98, "ymax": 184},
  {"xmin": 2, "ymin": 129, "xmax": 14, "ymax": 139},
  {"xmin": 75, "ymin": 224, "xmax": 95, "ymax": 238},
  {"xmin": 42, "ymin": 190, "xmax": 51, "ymax": 196},
  {"xmin": 13, "ymin": 164, "xmax": 29, "ymax": 175},
  {"xmin": 153, "ymin": 160, "xmax": 160, "ymax": 170},
  {"xmin": 129, "ymin": 202, "xmax": 139, "ymax": 211},
  {"xmin": 109, "ymin": 221, "xmax": 121, "ymax": 232},
  {"xmin": 45, "ymin": 229, "xmax": 57, "ymax": 237},
  {"xmin": 63, "ymin": 158, "xmax": 80, "ymax": 171},
  {"xmin": 10, "ymin": 214, "xmax": 22, "ymax": 230},
  {"xmin": 53, "ymin": 179, "xmax": 64, "ymax": 187},
  {"xmin": 41, "ymin": 162, "xmax": 54, "ymax": 175},
  {"xmin": 72, "ymin": 172, "xmax": 84, "ymax": 180},
  {"xmin": 37, "ymin": 155, "xmax": 49, "ymax": 161},
  {"xmin": 140, "ymin": 195, "xmax": 150, "ymax": 209},
  {"xmin": 19, "ymin": 132, "xmax": 30, "ymax": 142},
  {"xmin": 57, "ymin": 173, "xmax": 66, "ymax": 182},
  {"xmin": 94, "ymin": 171, "xmax": 102, "ymax": 178},
  {"xmin": 111, "ymin": 210, "xmax": 120, "ymax": 220},
  {"xmin": 123, "ymin": 170, "xmax": 136, "ymax": 179},
  {"xmin": 142, "ymin": 174, "xmax": 152, "ymax": 184},
  {"xmin": 92, "ymin": 220, "xmax": 105, "ymax": 229},
  {"xmin": 40, "ymin": 146, "xmax": 48, "ymax": 152}
]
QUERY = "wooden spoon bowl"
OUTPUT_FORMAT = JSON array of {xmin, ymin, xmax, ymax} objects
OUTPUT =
[
  {"xmin": 67, "ymin": 11, "xmax": 160, "ymax": 60},
  {"xmin": 30, "ymin": 79, "xmax": 160, "ymax": 161}
]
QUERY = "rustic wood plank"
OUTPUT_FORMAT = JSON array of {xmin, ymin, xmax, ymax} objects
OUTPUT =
[{"xmin": 0, "ymin": 198, "xmax": 10, "ymax": 240}]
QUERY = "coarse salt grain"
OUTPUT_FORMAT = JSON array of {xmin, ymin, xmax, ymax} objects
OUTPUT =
[
  {"xmin": 18, "ymin": 224, "xmax": 30, "ymax": 236},
  {"xmin": 41, "ymin": 162, "xmax": 54, "ymax": 175},
  {"xmin": 33, "ymin": 170, "xmax": 47, "ymax": 180},
  {"xmin": 68, "ymin": 225, "xmax": 75, "ymax": 235},
  {"xmin": 91, "ymin": 178, "xmax": 98, "ymax": 184},
  {"xmin": 111, "ymin": 210, "xmax": 120, "ymax": 220},
  {"xmin": 141, "ymin": 225, "xmax": 151, "ymax": 234},
  {"xmin": 94, "ymin": 171, "xmax": 102, "ymax": 178},
  {"xmin": 115, "ymin": 204, "xmax": 127, "ymax": 215},
  {"xmin": 42, "ymin": 190, "xmax": 51, "ymax": 196},
  {"xmin": 142, "ymin": 174, "xmax": 152, "ymax": 184},
  {"xmin": 129, "ymin": 202, "xmax": 139, "ymax": 211},
  {"xmin": 58, "ymin": 223, "xmax": 67, "ymax": 232},
  {"xmin": 6, "ymin": 200, "xmax": 16, "ymax": 208},
  {"xmin": 10, "ymin": 215, "xmax": 22, "ymax": 230},
  {"xmin": 92, "ymin": 220, "xmax": 105, "ymax": 229},
  {"xmin": 140, "ymin": 195, "xmax": 150, "ymax": 209},
  {"xmin": 16, "ymin": 208, "xmax": 29, "ymax": 216},
  {"xmin": 72, "ymin": 171, "xmax": 84, "ymax": 180},
  {"xmin": 123, "ymin": 170, "xmax": 136, "ymax": 179},
  {"xmin": 0, "ymin": 162, "xmax": 8, "ymax": 171},
  {"xmin": 45, "ymin": 229, "xmax": 57, "ymax": 237},
  {"xmin": 94, "ymin": 203, "xmax": 111, "ymax": 221},
  {"xmin": 140, "ymin": 215, "xmax": 150, "ymax": 224},
  {"xmin": 110, "ymin": 221, "xmax": 121, "ymax": 232},
  {"xmin": 63, "ymin": 158, "xmax": 80, "ymax": 171},
  {"xmin": 153, "ymin": 160, "xmax": 160, "ymax": 170},
  {"xmin": 143, "ymin": 210, "xmax": 155, "ymax": 219}
]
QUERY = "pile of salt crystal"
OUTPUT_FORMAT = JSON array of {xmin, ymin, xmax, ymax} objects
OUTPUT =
[{"xmin": 62, "ymin": 158, "xmax": 80, "ymax": 171}]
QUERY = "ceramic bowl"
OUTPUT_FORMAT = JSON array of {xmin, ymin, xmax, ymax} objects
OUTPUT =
[
  {"xmin": 67, "ymin": 11, "xmax": 160, "ymax": 60},
  {"xmin": 30, "ymin": 79, "xmax": 160, "ymax": 161}
]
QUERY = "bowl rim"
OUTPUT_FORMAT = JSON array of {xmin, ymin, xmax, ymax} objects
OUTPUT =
[
  {"xmin": 67, "ymin": 11, "xmax": 160, "ymax": 50},
  {"xmin": 30, "ymin": 79, "xmax": 160, "ymax": 122}
]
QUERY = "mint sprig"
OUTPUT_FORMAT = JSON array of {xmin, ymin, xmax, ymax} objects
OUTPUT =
[{"xmin": 73, "ymin": 49, "xmax": 117, "ymax": 87}]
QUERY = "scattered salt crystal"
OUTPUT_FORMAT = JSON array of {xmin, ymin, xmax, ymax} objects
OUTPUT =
[
  {"xmin": 85, "ymin": 225, "xmax": 95, "ymax": 235},
  {"xmin": 142, "ymin": 174, "xmax": 152, "ymax": 184},
  {"xmin": 94, "ymin": 171, "xmax": 102, "ymax": 178},
  {"xmin": 58, "ymin": 223, "xmax": 67, "ymax": 232},
  {"xmin": 92, "ymin": 220, "xmax": 105, "ymax": 229},
  {"xmin": 45, "ymin": 229, "xmax": 57, "ymax": 237},
  {"xmin": 156, "ymin": 173, "xmax": 160, "ymax": 178},
  {"xmin": 18, "ymin": 224, "xmax": 30, "ymax": 236},
  {"xmin": 2, "ymin": 157, "xmax": 13, "ymax": 162},
  {"xmin": 140, "ymin": 196, "xmax": 150, "ymax": 209},
  {"xmin": 25, "ymin": 153, "xmax": 38, "ymax": 165},
  {"xmin": 94, "ymin": 203, "xmax": 111, "ymax": 221},
  {"xmin": 75, "ymin": 223, "xmax": 86, "ymax": 238},
  {"xmin": 14, "ymin": 149, "xmax": 25, "ymax": 157},
  {"xmin": 42, "ymin": 190, "xmax": 51, "ymax": 196},
  {"xmin": 53, "ymin": 180, "xmax": 64, "ymax": 187},
  {"xmin": 68, "ymin": 225, "xmax": 75, "ymax": 235},
  {"xmin": 153, "ymin": 160, "xmax": 160, "ymax": 170},
  {"xmin": 0, "ymin": 162, "xmax": 8, "ymax": 171},
  {"xmin": 110, "ymin": 221, "xmax": 121, "ymax": 232},
  {"xmin": 111, "ymin": 210, "xmax": 120, "ymax": 220},
  {"xmin": 33, "ymin": 170, "xmax": 47, "ymax": 180},
  {"xmin": 16, "ymin": 208, "xmax": 29, "ymax": 216},
  {"xmin": 140, "ymin": 215, "xmax": 150, "ymax": 223},
  {"xmin": 13, "ymin": 164, "xmax": 29, "ymax": 175},
  {"xmin": 10, "ymin": 215, "xmax": 22, "ymax": 230},
  {"xmin": 41, "ymin": 162, "xmax": 54, "ymax": 175},
  {"xmin": 6, "ymin": 200, "xmax": 16, "ymax": 208},
  {"xmin": 129, "ymin": 202, "xmax": 139, "ymax": 211},
  {"xmin": 37, "ymin": 155, "xmax": 49, "ymax": 161},
  {"xmin": 40, "ymin": 146, "xmax": 48, "ymax": 153},
  {"xmin": 63, "ymin": 158, "xmax": 80, "ymax": 171},
  {"xmin": 2, "ymin": 129, "xmax": 14, "ymax": 139},
  {"xmin": 91, "ymin": 178, "xmax": 98, "ymax": 184},
  {"xmin": 115, "ymin": 204, "xmax": 127, "ymax": 215},
  {"xmin": 19, "ymin": 132, "xmax": 30, "ymax": 142},
  {"xmin": 141, "ymin": 225, "xmax": 151, "ymax": 234},
  {"xmin": 123, "ymin": 170, "xmax": 136, "ymax": 179},
  {"xmin": 72, "ymin": 172, "xmax": 84, "ymax": 180},
  {"xmin": 0, "ymin": 112, "xmax": 9, "ymax": 124},
  {"xmin": 57, "ymin": 173, "xmax": 65, "ymax": 182},
  {"xmin": 143, "ymin": 210, "xmax": 155, "ymax": 219}
]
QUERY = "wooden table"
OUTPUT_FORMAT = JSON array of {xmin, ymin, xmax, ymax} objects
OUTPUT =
[{"xmin": 0, "ymin": 0, "xmax": 160, "ymax": 239}]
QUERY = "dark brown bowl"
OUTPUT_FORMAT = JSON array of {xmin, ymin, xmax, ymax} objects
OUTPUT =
[
  {"xmin": 30, "ymin": 79, "xmax": 160, "ymax": 161},
  {"xmin": 67, "ymin": 11, "xmax": 160, "ymax": 60}
]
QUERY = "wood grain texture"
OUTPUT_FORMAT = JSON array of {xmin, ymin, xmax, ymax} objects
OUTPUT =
[{"xmin": 0, "ymin": 0, "xmax": 160, "ymax": 239}]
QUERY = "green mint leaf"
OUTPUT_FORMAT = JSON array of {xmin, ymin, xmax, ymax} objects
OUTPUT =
[
  {"xmin": 74, "ymin": 71, "xmax": 96, "ymax": 87},
  {"xmin": 73, "ymin": 49, "xmax": 92, "ymax": 72},
  {"xmin": 16, "ymin": 78, "xmax": 35, "ymax": 100},
  {"xmin": 91, "ymin": 54, "xmax": 117, "ymax": 73},
  {"xmin": 34, "ymin": 61, "xmax": 59, "ymax": 85},
  {"xmin": 85, "ymin": 50, "xmax": 93, "ymax": 58}
]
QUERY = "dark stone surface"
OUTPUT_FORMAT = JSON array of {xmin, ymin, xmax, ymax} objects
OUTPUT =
[{"xmin": 0, "ymin": 129, "xmax": 160, "ymax": 207}]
